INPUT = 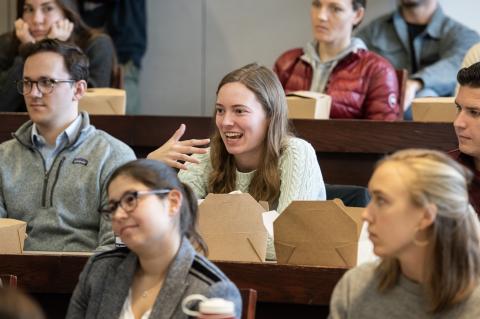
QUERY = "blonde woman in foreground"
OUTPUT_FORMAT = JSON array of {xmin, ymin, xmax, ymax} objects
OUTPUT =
[{"xmin": 329, "ymin": 149, "xmax": 480, "ymax": 318}]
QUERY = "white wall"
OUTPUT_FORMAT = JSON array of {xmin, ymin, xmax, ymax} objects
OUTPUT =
[
  {"xmin": 0, "ymin": 0, "xmax": 17, "ymax": 35},
  {"xmin": 440, "ymin": 0, "xmax": 480, "ymax": 33},
  {"xmin": 140, "ymin": 0, "xmax": 314, "ymax": 116}
]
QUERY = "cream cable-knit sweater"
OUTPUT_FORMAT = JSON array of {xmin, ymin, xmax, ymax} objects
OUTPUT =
[{"xmin": 178, "ymin": 137, "xmax": 326, "ymax": 259}]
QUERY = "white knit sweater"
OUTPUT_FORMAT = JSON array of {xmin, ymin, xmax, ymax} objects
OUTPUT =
[{"xmin": 178, "ymin": 137, "xmax": 326, "ymax": 259}]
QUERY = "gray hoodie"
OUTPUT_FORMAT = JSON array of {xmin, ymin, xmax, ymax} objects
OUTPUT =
[
  {"xmin": 301, "ymin": 37, "xmax": 367, "ymax": 93},
  {"xmin": 0, "ymin": 112, "xmax": 136, "ymax": 251}
]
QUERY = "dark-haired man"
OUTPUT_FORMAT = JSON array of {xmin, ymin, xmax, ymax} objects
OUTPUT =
[
  {"xmin": 357, "ymin": 0, "xmax": 479, "ymax": 119},
  {"xmin": 451, "ymin": 62, "xmax": 480, "ymax": 214},
  {"xmin": 0, "ymin": 39, "xmax": 135, "ymax": 251}
]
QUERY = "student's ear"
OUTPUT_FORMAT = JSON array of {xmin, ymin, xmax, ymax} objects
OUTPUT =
[
  {"xmin": 72, "ymin": 80, "xmax": 87, "ymax": 101},
  {"xmin": 353, "ymin": 7, "xmax": 365, "ymax": 28},
  {"xmin": 418, "ymin": 203, "xmax": 438, "ymax": 230},
  {"xmin": 167, "ymin": 189, "xmax": 183, "ymax": 217}
]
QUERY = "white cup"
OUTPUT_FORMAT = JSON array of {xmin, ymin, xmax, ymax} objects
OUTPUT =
[{"xmin": 182, "ymin": 294, "xmax": 235, "ymax": 319}]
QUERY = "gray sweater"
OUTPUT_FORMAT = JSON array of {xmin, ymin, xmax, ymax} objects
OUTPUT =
[
  {"xmin": 329, "ymin": 262, "xmax": 480, "ymax": 319},
  {"xmin": 66, "ymin": 238, "xmax": 242, "ymax": 319},
  {"xmin": 0, "ymin": 112, "xmax": 136, "ymax": 251}
]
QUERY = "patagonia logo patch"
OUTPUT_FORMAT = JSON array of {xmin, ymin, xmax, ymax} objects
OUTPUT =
[{"xmin": 72, "ymin": 158, "xmax": 88, "ymax": 166}]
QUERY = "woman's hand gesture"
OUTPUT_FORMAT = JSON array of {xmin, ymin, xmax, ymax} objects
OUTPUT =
[{"xmin": 147, "ymin": 124, "xmax": 210, "ymax": 170}]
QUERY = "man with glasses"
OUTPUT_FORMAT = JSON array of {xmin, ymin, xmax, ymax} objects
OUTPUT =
[
  {"xmin": 99, "ymin": 189, "xmax": 171, "ymax": 222},
  {"xmin": 0, "ymin": 39, "xmax": 135, "ymax": 251}
]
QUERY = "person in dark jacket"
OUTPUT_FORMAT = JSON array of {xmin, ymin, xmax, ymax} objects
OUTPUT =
[
  {"xmin": 450, "ymin": 61, "xmax": 480, "ymax": 217},
  {"xmin": 66, "ymin": 159, "xmax": 242, "ymax": 319},
  {"xmin": 0, "ymin": 0, "xmax": 115, "ymax": 112},
  {"xmin": 77, "ymin": 0, "xmax": 147, "ymax": 114},
  {"xmin": 274, "ymin": 0, "xmax": 399, "ymax": 120}
]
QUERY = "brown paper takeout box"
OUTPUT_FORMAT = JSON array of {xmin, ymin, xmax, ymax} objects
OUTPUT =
[
  {"xmin": 412, "ymin": 97, "xmax": 456, "ymax": 122},
  {"xmin": 286, "ymin": 91, "xmax": 332, "ymax": 119},
  {"xmin": 274, "ymin": 199, "xmax": 363, "ymax": 267},
  {"xmin": 79, "ymin": 88, "xmax": 126, "ymax": 115},
  {"xmin": 0, "ymin": 218, "xmax": 27, "ymax": 254},
  {"xmin": 198, "ymin": 193, "xmax": 268, "ymax": 262}
]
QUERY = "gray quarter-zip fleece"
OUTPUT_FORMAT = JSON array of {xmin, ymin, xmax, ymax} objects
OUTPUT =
[{"xmin": 0, "ymin": 112, "xmax": 136, "ymax": 251}]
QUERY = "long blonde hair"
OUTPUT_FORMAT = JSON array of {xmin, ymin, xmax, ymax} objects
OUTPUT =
[
  {"xmin": 375, "ymin": 149, "xmax": 480, "ymax": 313},
  {"xmin": 208, "ymin": 63, "xmax": 291, "ymax": 206}
]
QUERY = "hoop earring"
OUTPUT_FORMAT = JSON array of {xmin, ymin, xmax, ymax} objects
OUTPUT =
[{"xmin": 413, "ymin": 227, "xmax": 429, "ymax": 247}]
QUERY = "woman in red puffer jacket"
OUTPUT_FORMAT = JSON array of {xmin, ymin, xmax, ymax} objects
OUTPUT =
[{"xmin": 274, "ymin": 0, "xmax": 399, "ymax": 120}]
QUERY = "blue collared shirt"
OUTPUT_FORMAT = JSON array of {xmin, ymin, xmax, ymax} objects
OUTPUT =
[{"xmin": 31, "ymin": 115, "xmax": 83, "ymax": 171}]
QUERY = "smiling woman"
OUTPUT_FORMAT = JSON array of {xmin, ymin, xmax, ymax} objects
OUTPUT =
[
  {"xmin": 164, "ymin": 63, "xmax": 326, "ymax": 260},
  {"xmin": 147, "ymin": 64, "xmax": 326, "ymax": 259},
  {"xmin": 0, "ymin": 0, "xmax": 115, "ymax": 112},
  {"xmin": 177, "ymin": 63, "xmax": 326, "ymax": 210},
  {"xmin": 66, "ymin": 159, "xmax": 242, "ymax": 319}
]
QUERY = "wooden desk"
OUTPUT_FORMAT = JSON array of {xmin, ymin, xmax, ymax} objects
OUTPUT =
[
  {"xmin": 0, "ymin": 113, "xmax": 457, "ymax": 186},
  {"xmin": 0, "ymin": 253, "xmax": 346, "ymax": 319},
  {"xmin": 0, "ymin": 115, "xmax": 456, "ymax": 317}
]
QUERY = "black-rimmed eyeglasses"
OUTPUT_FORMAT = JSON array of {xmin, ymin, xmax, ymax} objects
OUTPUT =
[
  {"xmin": 16, "ymin": 78, "xmax": 76, "ymax": 95},
  {"xmin": 99, "ymin": 189, "xmax": 171, "ymax": 221}
]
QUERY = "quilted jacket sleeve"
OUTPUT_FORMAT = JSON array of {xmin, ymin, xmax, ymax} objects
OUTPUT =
[
  {"xmin": 362, "ymin": 53, "xmax": 399, "ymax": 120},
  {"xmin": 273, "ymin": 48, "xmax": 311, "ymax": 92}
]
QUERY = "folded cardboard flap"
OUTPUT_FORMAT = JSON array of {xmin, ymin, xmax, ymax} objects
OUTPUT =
[
  {"xmin": 286, "ymin": 91, "xmax": 332, "ymax": 119},
  {"xmin": 274, "ymin": 199, "xmax": 363, "ymax": 267},
  {"xmin": 411, "ymin": 97, "xmax": 456, "ymax": 122},
  {"xmin": 0, "ymin": 218, "xmax": 27, "ymax": 254},
  {"xmin": 79, "ymin": 88, "xmax": 126, "ymax": 115},
  {"xmin": 198, "ymin": 193, "xmax": 268, "ymax": 262}
]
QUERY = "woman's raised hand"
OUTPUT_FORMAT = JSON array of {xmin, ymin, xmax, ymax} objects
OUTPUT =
[
  {"xmin": 147, "ymin": 124, "xmax": 210, "ymax": 170},
  {"xmin": 14, "ymin": 19, "xmax": 35, "ymax": 44},
  {"xmin": 47, "ymin": 19, "xmax": 74, "ymax": 42}
]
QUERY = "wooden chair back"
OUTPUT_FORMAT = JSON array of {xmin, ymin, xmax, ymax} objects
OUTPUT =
[
  {"xmin": 240, "ymin": 288, "xmax": 257, "ymax": 319},
  {"xmin": 111, "ymin": 64, "xmax": 125, "ymax": 89},
  {"xmin": 0, "ymin": 274, "xmax": 17, "ymax": 288},
  {"xmin": 396, "ymin": 69, "xmax": 408, "ymax": 119}
]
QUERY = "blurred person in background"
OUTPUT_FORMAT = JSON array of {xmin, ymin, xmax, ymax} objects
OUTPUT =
[
  {"xmin": 357, "ymin": 0, "xmax": 479, "ymax": 119},
  {"xmin": 77, "ymin": 0, "xmax": 147, "ymax": 114},
  {"xmin": 0, "ymin": 0, "xmax": 116, "ymax": 112},
  {"xmin": 274, "ymin": 0, "xmax": 399, "ymax": 120}
]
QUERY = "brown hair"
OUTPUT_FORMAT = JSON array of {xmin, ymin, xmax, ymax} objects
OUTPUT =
[
  {"xmin": 458, "ymin": 62, "xmax": 480, "ymax": 88},
  {"xmin": 16, "ymin": 0, "xmax": 96, "ymax": 50},
  {"xmin": 352, "ymin": 0, "xmax": 367, "ymax": 11},
  {"xmin": 0, "ymin": 288, "xmax": 45, "ymax": 319},
  {"xmin": 375, "ymin": 149, "xmax": 480, "ymax": 313},
  {"xmin": 21, "ymin": 39, "xmax": 89, "ymax": 81},
  {"xmin": 107, "ymin": 159, "xmax": 208, "ymax": 255},
  {"xmin": 207, "ymin": 63, "xmax": 292, "ymax": 207}
]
